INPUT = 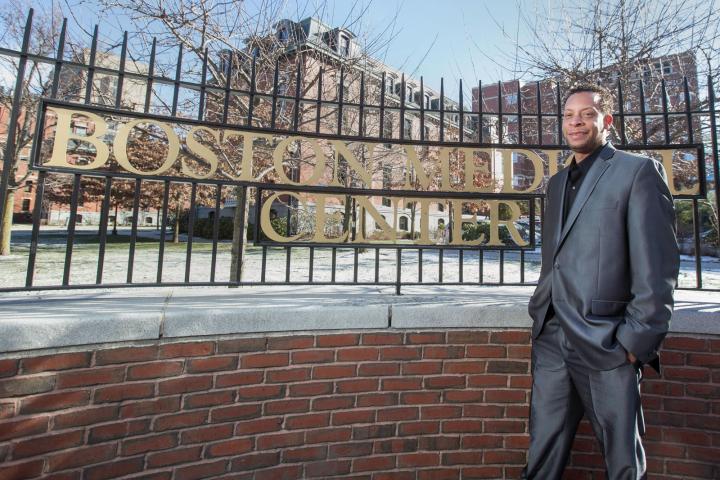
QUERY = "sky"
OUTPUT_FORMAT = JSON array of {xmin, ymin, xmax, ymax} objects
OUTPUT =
[
  {"xmin": 0, "ymin": 0, "xmax": 529, "ymax": 99},
  {"xmin": 275, "ymin": 0, "xmax": 530, "ymax": 93},
  {"xmin": 2, "ymin": 0, "xmax": 718, "ymax": 100},
  {"xmin": 250, "ymin": 0, "xmax": 531, "ymax": 98}
]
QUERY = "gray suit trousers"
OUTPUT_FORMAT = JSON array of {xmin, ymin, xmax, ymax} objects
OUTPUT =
[{"xmin": 522, "ymin": 318, "xmax": 646, "ymax": 480}]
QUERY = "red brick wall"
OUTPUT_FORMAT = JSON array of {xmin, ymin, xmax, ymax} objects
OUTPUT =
[{"xmin": 0, "ymin": 330, "xmax": 717, "ymax": 480}]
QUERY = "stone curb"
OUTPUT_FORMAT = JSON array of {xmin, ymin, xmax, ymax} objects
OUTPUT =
[{"xmin": 0, "ymin": 286, "xmax": 717, "ymax": 353}]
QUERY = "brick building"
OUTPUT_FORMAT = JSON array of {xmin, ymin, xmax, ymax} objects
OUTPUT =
[
  {"xmin": 471, "ymin": 50, "xmax": 700, "ymax": 190},
  {"xmin": 0, "ymin": 87, "xmax": 38, "ymax": 224},
  {"xmin": 214, "ymin": 16, "xmax": 496, "ymax": 240},
  {"xmin": 0, "ymin": 52, "xmax": 154, "ymax": 227}
]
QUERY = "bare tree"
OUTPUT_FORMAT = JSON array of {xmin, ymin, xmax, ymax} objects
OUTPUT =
[
  {"xmin": 0, "ymin": 1, "xmax": 83, "ymax": 255},
  {"xmin": 483, "ymin": 0, "xmax": 718, "ymax": 142},
  {"xmin": 489, "ymin": 0, "xmax": 719, "ymax": 82},
  {"xmin": 481, "ymin": 0, "xmax": 720, "ymax": 247}
]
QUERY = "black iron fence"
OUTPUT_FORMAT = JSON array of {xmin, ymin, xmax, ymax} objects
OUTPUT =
[{"xmin": 0, "ymin": 10, "xmax": 717, "ymax": 293}]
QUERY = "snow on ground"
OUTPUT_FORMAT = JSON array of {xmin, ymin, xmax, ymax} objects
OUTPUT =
[{"xmin": 0, "ymin": 226, "xmax": 717, "ymax": 290}]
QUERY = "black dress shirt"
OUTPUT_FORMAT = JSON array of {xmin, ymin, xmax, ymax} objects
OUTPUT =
[{"xmin": 562, "ymin": 143, "xmax": 605, "ymax": 226}]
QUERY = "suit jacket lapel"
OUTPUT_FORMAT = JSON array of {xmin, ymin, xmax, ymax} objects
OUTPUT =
[
  {"xmin": 552, "ymin": 168, "xmax": 569, "ymax": 253},
  {"xmin": 554, "ymin": 144, "xmax": 616, "ymax": 258}
]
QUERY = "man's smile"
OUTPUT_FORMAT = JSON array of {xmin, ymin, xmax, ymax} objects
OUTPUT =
[{"xmin": 567, "ymin": 131, "xmax": 588, "ymax": 139}]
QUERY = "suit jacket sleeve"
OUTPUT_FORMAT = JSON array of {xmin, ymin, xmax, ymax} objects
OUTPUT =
[
  {"xmin": 527, "ymin": 176, "xmax": 555, "ymax": 322},
  {"xmin": 615, "ymin": 159, "xmax": 680, "ymax": 364}
]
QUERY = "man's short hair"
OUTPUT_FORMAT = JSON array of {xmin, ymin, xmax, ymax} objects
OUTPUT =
[{"xmin": 563, "ymin": 83, "xmax": 614, "ymax": 115}]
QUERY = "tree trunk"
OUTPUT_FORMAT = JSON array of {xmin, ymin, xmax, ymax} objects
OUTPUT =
[
  {"xmin": 409, "ymin": 202, "xmax": 416, "ymax": 239},
  {"xmin": 0, "ymin": 192, "xmax": 14, "ymax": 256},
  {"xmin": 230, "ymin": 185, "xmax": 248, "ymax": 283},
  {"xmin": 351, "ymin": 197, "xmax": 357, "ymax": 241},
  {"xmin": 361, "ymin": 207, "xmax": 366, "ymax": 239},
  {"xmin": 358, "ymin": 200, "xmax": 367, "ymax": 253},
  {"xmin": 112, "ymin": 204, "xmax": 118, "ymax": 235},
  {"xmin": 343, "ymin": 194, "xmax": 352, "ymax": 236},
  {"xmin": 173, "ymin": 201, "xmax": 181, "ymax": 244}
]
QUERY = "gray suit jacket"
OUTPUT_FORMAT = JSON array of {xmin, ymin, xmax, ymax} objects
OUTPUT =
[{"xmin": 528, "ymin": 143, "xmax": 680, "ymax": 371}]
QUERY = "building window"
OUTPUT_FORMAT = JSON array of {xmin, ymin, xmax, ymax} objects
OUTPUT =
[
  {"xmin": 663, "ymin": 60, "xmax": 673, "ymax": 75},
  {"xmin": 73, "ymin": 123, "xmax": 87, "ymax": 136},
  {"xmin": 399, "ymin": 216, "xmax": 408, "ymax": 231},
  {"xmin": 375, "ymin": 215, "xmax": 386, "ymax": 230},
  {"xmin": 424, "ymin": 94, "xmax": 431, "ymax": 109},
  {"xmin": 437, "ymin": 202, "xmax": 445, "ymax": 212},
  {"xmin": 506, "ymin": 93, "xmax": 518, "ymax": 105},
  {"xmin": 382, "ymin": 165, "xmax": 392, "ymax": 189},
  {"xmin": 21, "ymin": 199, "xmax": 31, "ymax": 211},
  {"xmin": 381, "ymin": 197, "xmax": 391, "ymax": 207},
  {"xmin": 386, "ymin": 76, "xmax": 395, "ymax": 95},
  {"xmin": 24, "ymin": 181, "xmax": 33, "ymax": 192},
  {"xmin": 438, "ymin": 218, "xmax": 445, "ymax": 227},
  {"xmin": 403, "ymin": 118, "xmax": 412, "ymax": 139},
  {"xmin": 98, "ymin": 75, "xmax": 116, "ymax": 105},
  {"xmin": 340, "ymin": 35, "xmax": 350, "ymax": 56},
  {"xmin": 278, "ymin": 73, "xmax": 291, "ymax": 95},
  {"xmin": 406, "ymin": 85, "xmax": 413, "ymax": 103},
  {"xmin": 278, "ymin": 27, "xmax": 288, "ymax": 42},
  {"xmin": 383, "ymin": 115, "xmax": 393, "ymax": 140}
]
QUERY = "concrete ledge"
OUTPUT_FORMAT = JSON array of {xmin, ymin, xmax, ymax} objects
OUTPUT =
[
  {"xmin": 0, "ymin": 312, "xmax": 162, "ymax": 352},
  {"xmin": 163, "ymin": 304, "xmax": 389, "ymax": 337},
  {"xmin": 0, "ymin": 285, "xmax": 717, "ymax": 353},
  {"xmin": 392, "ymin": 303, "xmax": 532, "ymax": 329}
]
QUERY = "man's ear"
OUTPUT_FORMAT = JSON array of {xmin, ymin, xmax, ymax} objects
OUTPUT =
[{"xmin": 603, "ymin": 113, "xmax": 614, "ymax": 131}]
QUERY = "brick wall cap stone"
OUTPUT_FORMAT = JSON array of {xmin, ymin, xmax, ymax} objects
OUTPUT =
[{"xmin": 0, "ymin": 286, "xmax": 717, "ymax": 354}]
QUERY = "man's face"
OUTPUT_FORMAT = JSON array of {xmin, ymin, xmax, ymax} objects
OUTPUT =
[{"xmin": 562, "ymin": 91, "xmax": 613, "ymax": 155}]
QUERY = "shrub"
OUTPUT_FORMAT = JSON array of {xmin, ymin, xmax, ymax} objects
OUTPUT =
[
  {"xmin": 179, "ymin": 216, "xmax": 235, "ymax": 240},
  {"xmin": 462, "ymin": 221, "xmax": 512, "ymax": 243}
]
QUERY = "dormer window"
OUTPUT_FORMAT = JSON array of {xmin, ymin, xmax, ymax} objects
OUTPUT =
[
  {"xmin": 340, "ymin": 34, "xmax": 350, "ymax": 56},
  {"xmin": 278, "ymin": 27, "xmax": 289, "ymax": 42},
  {"xmin": 406, "ymin": 85, "xmax": 413, "ymax": 103},
  {"xmin": 424, "ymin": 94, "xmax": 431, "ymax": 109}
]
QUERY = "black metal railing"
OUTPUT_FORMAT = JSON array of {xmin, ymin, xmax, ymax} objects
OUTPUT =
[{"xmin": 0, "ymin": 9, "xmax": 717, "ymax": 293}]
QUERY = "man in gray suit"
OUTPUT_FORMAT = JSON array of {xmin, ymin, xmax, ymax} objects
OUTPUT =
[{"xmin": 522, "ymin": 83, "xmax": 679, "ymax": 479}]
